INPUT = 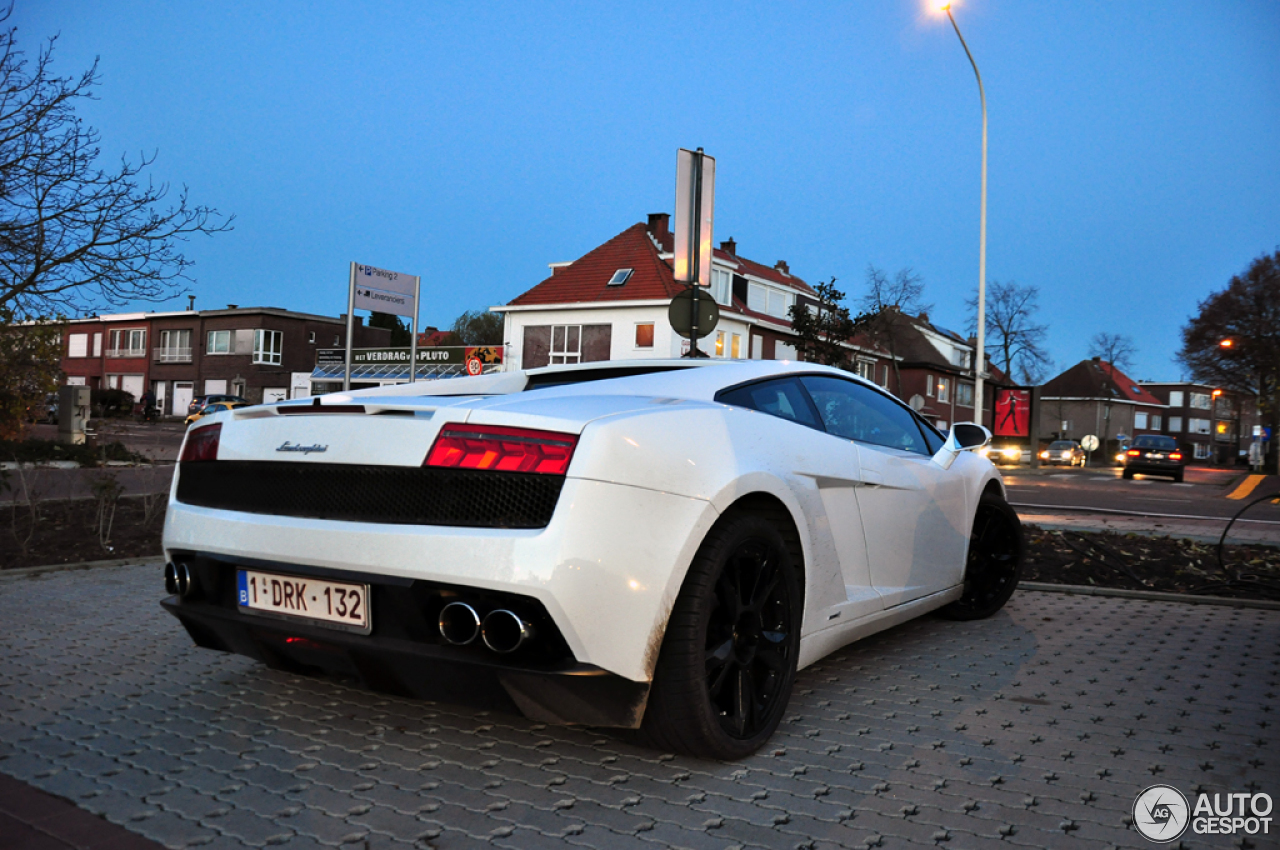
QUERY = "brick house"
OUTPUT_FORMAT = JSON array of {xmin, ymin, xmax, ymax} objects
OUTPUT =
[
  {"xmin": 1038, "ymin": 358, "xmax": 1165, "ymax": 456},
  {"xmin": 496, "ymin": 213, "xmax": 895, "ymax": 380},
  {"xmin": 1140, "ymin": 382, "xmax": 1255, "ymax": 465},
  {"xmin": 59, "ymin": 307, "xmax": 388, "ymax": 416},
  {"xmin": 872, "ymin": 310, "xmax": 1010, "ymax": 433}
]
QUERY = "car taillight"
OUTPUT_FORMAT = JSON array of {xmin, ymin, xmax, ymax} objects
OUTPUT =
[
  {"xmin": 425, "ymin": 423, "xmax": 578, "ymax": 475},
  {"xmin": 180, "ymin": 423, "xmax": 221, "ymax": 462},
  {"xmin": 1170, "ymin": 452, "xmax": 1183, "ymax": 461},
  {"xmin": 1126, "ymin": 449, "xmax": 1140, "ymax": 457}
]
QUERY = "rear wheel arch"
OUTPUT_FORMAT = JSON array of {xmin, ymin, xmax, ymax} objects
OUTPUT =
[{"xmin": 718, "ymin": 493, "xmax": 806, "ymax": 600}]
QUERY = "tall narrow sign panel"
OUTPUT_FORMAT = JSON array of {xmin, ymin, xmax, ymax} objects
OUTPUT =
[
  {"xmin": 345, "ymin": 262, "xmax": 421, "ymax": 390},
  {"xmin": 672, "ymin": 149, "xmax": 715, "ymax": 287}
]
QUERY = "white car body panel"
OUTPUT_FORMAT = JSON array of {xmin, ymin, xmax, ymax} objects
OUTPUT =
[{"xmin": 165, "ymin": 360, "xmax": 1005, "ymax": 703}]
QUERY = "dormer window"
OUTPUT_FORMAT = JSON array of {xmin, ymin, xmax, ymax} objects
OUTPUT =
[{"xmin": 608, "ymin": 268, "xmax": 634, "ymax": 286}]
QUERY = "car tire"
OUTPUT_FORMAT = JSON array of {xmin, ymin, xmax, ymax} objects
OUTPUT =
[
  {"xmin": 1173, "ymin": 471, "xmax": 1184, "ymax": 483},
  {"xmin": 640, "ymin": 513, "xmax": 802, "ymax": 760},
  {"xmin": 1122, "ymin": 469, "xmax": 1133, "ymax": 480},
  {"xmin": 937, "ymin": 493, "xmax": 1023, "ymax": 621}
]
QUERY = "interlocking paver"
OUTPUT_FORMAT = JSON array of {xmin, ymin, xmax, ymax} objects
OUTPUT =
[{"xmin": 3, "ymin": 565, "xmax": 1279, "ymax": 849}]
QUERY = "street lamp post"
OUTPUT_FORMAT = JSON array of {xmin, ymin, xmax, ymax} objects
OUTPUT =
[{"xmin": 942, "ymin": 3, "xmax": 988, "ymax": 426}]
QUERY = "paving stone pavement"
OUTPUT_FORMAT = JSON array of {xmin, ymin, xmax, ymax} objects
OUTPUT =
[{"xmin": 1, "ymin": 564, "xmax": 1277, "ymax": 850}]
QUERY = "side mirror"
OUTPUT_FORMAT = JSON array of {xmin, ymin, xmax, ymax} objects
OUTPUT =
[{"xmin": 932, "ymin": 422, "xmax": 992, "ymax": 470}]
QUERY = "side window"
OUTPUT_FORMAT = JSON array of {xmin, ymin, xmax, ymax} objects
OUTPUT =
[
  {"xmin": 718, "ymin": 378, "xmax": 821, "ymax": 430},
  {"xmin": 799, "ymin": 375, "xmax": 929, "ymax": 455},
  {"xmin": 916, "ymin": 415, "xmax": 945, "ymax": 454}
]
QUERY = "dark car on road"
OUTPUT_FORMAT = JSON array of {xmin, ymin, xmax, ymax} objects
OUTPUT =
[
  {"xmin": 188, "ymin": 394, "xmax": 248, "ymax": 416},
  {"xmin": 1123, "ymin": 435, "xmax": 1185, "ymax": 482}
]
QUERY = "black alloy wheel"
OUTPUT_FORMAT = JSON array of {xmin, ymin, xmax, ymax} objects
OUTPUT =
[
  {"xmin": 641, "ymin": 513, "xmax": 801, "ymax": 759},
  {"xmin": 938, "ymin": 493, "xmax": 1024, "ymax": 621}
]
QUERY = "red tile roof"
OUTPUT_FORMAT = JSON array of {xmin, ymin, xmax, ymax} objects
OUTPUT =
[
  {"xmin": 1042, "ymin": 359, "xmax": 1164, "ymax": 405},
  {"xmin": 508, "ymin": 224, "xmax": 681, "ymax": 306},
  {"xmin": 508, "ymin": 220, "xmax": 815, "ymax": 307}
]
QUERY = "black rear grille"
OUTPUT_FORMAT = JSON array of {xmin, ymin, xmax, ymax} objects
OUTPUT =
[{"xmin": 176, "ymin": 461, "xmax": 564, "ymax": 528}]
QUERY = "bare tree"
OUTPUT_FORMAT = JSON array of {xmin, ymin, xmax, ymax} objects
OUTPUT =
[
  {"xmin": 860, "ymin": 265, "xmax": 930, "ymax": 395},
  {"xmin": 965, "ymin": 279, "xmax": 1051, "ymax": 384},
  {"xmin": 0, "ymin": 21, "xmax": 232, "ymax": 320},
  {"xmin": 1089, "ymin": 332, "xmax": 1136, "ymax": 372}
]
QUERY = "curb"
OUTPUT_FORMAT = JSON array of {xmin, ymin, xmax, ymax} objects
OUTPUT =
[
  {"xmin": 1019, "ymin": 580, "xmax": 1280, "ymax": 610},
  {"xmin": 0, "ymin": 557, "xmax": 163, "ymax": 580}
]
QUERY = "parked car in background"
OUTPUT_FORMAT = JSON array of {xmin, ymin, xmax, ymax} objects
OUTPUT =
[
  {"xmin": 185, "ymin": 400, "xmax": 247, "ymax": 426},
  {"xmin": 1040, "ymin": 440, "xmax": 1086, "ymax": 467},
  {"xmin": 1123, "ymin": 435, "xmax": 1185, "ymax": 482},
  {"xmin": 188, "ymin": 394, "xmax": 248, "ymax": 416},
  {"xmin": 161, "ymin": 359, "xmax": 1023, "ymax": 759}
]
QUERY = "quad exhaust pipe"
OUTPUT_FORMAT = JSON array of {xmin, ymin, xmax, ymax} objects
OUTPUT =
[
  {"xmin": 437, "ymin": 602, "xmax": 533, "ymax": 653},
  {"xmin": 164, "ymin": 562, "xmax": 194, "ymax": 598}
]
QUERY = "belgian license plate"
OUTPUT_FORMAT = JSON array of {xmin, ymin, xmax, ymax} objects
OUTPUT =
[
  {"xmin": 1150, "ymin": 452, "xmax": 1165, "ymax": 459},
  {"xmin": 237, "ymin": 570, "xmax": 371, "ymax": 634}
]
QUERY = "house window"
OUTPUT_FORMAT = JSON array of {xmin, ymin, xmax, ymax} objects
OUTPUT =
[
  {"xmin": 1169, "ymin": 391, "xmax": 1184, "ymax": 407},
  {"xmin": 1190, "ymin": 392, "xmax": 1211, "ymax": 410},
  {"xmin": 253, "ymin": 329, "xmax": 283, "ymax": 365},
  {"xmin": 715, "ymin": 331, "xmax": 726, "ymax": 358},
  {"xmin": 956, "ymin": 382, "xmax": 974, "ymax": 407},
  {"xmin": 1134, "ymin": 412, "xmax": 1148, "ymax": 429},
  {"xmin": 747, "ymin": 283, "xmax": 792, "ymax": 318},
  {"xmin": 607, "ymin": 268, "xmax": 633, "ymax": 286},
  {"xmin": 855, "ymin": 359, "xmax": 875, "ymax": 382},
  {"xmin": 108, "ymin": 329, "xmax": 146, "ymax": 357},
  {"xmin": 731, "ymin": 334, "xmax": 741, "ymax": 359},
  {"xmin": 711, "ymin": 268, "xmax": 732, "ymax": 305},
  {"xmin": 1169, "ymin": 416, "xmax": 1182, "ymax": 432},
  {"xmin": 926, "ymin": 374, "xmax": 934, "ymax": 397},
  {"xmin": 334, "ymin": 334, "xmax": 340, "ymax": 346},
  {"xmin": 635, "ymin": 323, "xmax": 654, "ymax": 349},
  {"xmin": 1194, "ymin": 442, "xmax": 1211, "ymax": 460},
  {"xmin": 207, "ymin": 330, "xmax": 231, "ymax": 354},
  {"xmin": 68, "ymin": 333, "xmax": 88, "ymax": 358},
  {"xmin": 1152, "ymin": 414, "xmax": 1162, "ymax": 430},
  {"xmin": 93, "ymin": 333, "xmax": 102, "ymax": 356},
  {"xmin": 936, "ymin": 377, "xmax": 951, "ymax": 404},
  {"xmin": 157, "ymin": 329, "xmax": 192, "ymax": 362},
  {"xmin": 1188, "ymin": 418, "xmax": 1211, "ymax": 435},
  {"xmin": 309, "ymin": 331, "xmax": 316, "ymax": 344},
  {"xmin": 550, "ymin": 325, "xmax": 581, "ymax": 364}
]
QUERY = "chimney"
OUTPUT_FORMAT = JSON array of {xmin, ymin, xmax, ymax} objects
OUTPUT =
[
  {"xmin": 646, "ymin": 212, "xmax": 670, "ymax": 241},
  {"xmin": 918, "ymin": 311, "xmax": 929, "ymax": 323},
  {"xmin": 187, "ymin": 295, "xmax": 196, "ymax": 311},
  {"xmin": 720, "ymin": 237, "xmax": 737, "ymax": 256},
  {"xmin": 774, "ymin": 260, "xmax": 789, "ymax": 275},
  {"xmin": 227, "ymin": 304, "xmax": 238, "ymax": 310}
]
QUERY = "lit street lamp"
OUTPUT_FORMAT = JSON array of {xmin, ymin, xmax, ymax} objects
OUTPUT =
[{"xmin": 939, "ymin": 2, "xmax": 989, "ymax": 425}]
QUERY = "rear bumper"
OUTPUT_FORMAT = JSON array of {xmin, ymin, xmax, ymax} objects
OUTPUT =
[
  {"xmin": 163, "ymin": 476, "xmax": 719, "ymax": 683},
  {"xmin": 1124, "ymin": 460, "xmax": 1184, "ymax": 476},
  {"xmin": 160, "ymin": 556, "xmax": 650, "ymax": 728}
]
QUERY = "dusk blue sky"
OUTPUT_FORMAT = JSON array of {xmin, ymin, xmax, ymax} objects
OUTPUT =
[{"xmin": 18, "ymin": 1, "xmax": 1280, "ymax": 382}]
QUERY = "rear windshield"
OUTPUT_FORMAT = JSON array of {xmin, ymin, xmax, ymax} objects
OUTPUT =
[{"xmin": 1133, "ymin": 435, "xmax": 1177, "ymax": 450}]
